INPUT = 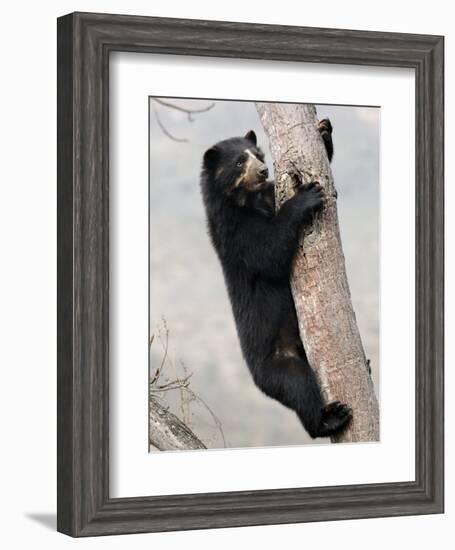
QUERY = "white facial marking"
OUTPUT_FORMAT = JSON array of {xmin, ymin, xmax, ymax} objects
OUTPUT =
[{"xmin": 232, "ymin": 149, "xmax": 263, "ymax": 190}]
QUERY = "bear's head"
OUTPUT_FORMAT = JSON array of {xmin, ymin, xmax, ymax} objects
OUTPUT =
[{"xmin": 202, "ymin": 131, "xmax": 269, "ymax": 196}]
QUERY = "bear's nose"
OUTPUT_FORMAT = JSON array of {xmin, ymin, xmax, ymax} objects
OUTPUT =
[{"xmin": 259, "ymin": 166, "xmax": 269, "ymax": 178}]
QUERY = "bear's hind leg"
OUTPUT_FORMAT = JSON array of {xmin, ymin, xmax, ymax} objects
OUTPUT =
[{"xmin": 253, "ymin": 354, "xmax": 351, "ymax": 438}]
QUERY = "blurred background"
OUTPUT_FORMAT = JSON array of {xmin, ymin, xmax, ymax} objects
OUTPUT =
[{"xmin": 149, "ymin": 98, "xmax": 379, "ymax": 449}]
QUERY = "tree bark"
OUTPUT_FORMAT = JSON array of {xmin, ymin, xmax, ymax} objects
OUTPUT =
[
  {"xmin": 256, "ymin": 103, "xmax": 379, "ymax": 443},
  {"xmin": 149, "ymin": 396, "xmax": 206, "ymax": 451}
]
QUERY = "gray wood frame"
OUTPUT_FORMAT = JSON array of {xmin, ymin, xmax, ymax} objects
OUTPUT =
[{"xmin": 57, "ymin": 12, "xmax": 444, "ymax": 537}]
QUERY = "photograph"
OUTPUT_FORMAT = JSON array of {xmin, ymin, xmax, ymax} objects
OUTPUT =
[{"xmin": 148, "ymin": 97, "xmax": 380, "ymax": 451}]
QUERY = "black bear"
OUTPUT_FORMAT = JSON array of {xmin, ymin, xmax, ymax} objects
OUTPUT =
[{"xmin": 200, "ymin": 119, "xmax": 352, "ymax": 438}]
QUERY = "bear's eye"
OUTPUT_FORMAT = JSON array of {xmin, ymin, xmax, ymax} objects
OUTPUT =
[{"xmin": 236, "ymin": 159, "xmax": 244, "ymax": 167}]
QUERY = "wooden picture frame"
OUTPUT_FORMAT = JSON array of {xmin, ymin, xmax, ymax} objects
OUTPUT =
[{"xmin": 57, "ymin": 12, "xmax": 444, "ymax": 536}]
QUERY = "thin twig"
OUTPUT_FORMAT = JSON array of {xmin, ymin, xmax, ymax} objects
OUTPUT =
[
  {"xmin": 153, "ymin": 98, "xmax": 215, "ymax": 121},
  {"xmin": 185, "ymin": 387, "xmax": 227, "ymax": 448},
  {"xmin": 150, "ymin": 324, "xmax": 169, "ymax": 385},
  {"xmin": 179, "ymin": 360, "xmax": 191, "ymax": 425},
  {"xmin": 150, "ymin": 373, "xmax": 193, "ymax": 392},
  {"xmin": 150, "ymin": 318, "xmax": 226, "ymax": 447},
  {"xmin": 152, "ymin": 105, "xmax": 189, "ymax": 143}
]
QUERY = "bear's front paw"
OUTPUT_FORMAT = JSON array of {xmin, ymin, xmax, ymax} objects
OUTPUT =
[
  {"xmin": 318, "ymin": 119, "xmax": 334, "ymax": 162},
  {"xmin": 298, "ymin": 181, "xmax": 326, "ymax": 215},
  {"xmin": 318, "ymin": 401, "xmax": 352, "ymax": 437},
  {"xmin": 318, "ymin": 118, "xmax": 333, "ymax": 136}
]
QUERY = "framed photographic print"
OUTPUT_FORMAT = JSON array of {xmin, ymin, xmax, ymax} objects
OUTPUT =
[{"xmin": 57, "ymin": 12, "xmax": 444, "ymax": 536}]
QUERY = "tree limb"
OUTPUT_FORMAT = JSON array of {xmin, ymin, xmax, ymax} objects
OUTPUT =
[
  {"xmin": 149, "ymin": 396, "xmax": 206, "ymax": 451},
  {"xmin": 256, "ymin": 103, "xmax": 379, "ymax": 443}
]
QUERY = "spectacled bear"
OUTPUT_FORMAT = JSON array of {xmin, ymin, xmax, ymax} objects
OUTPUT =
[{"xmin": 200, "ymin": 119, "xmax": 352, "ymax": 438}]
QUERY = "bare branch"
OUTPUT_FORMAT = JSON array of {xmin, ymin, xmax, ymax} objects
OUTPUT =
[
  {"xmin": 150, "ymin": 373, "xmax": 193, "ymax": 392},
  {"xmin": 184, "ymin": 387, "xmax": 227, "ymax": 448},
  {"xmin": 152, "ymin": 104, "xmax": 189, "ymax": 143},
  {"xmin": 150, "ymin": 323, "xmax": 169, "ymax": 385},
  {"xmin": 153, "ymin": 98, "xmax": 215, "ymax": 121},
  {"xmin": 149, "ymin": 318, "xmax": 226, "ymax": 448},
  {"xmin": 149, "ymin": 396, "xmax": 206, "ymax": 451},
  {"xmin": 151, "ymin": 99, "xmax": 216, "ymax": 141}
]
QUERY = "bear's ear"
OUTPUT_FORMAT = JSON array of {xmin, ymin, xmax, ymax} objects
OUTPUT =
[
  {"xmin": 203, "ymin": 146, "xmax": 220, "ymax": 169},
  {"xmin": 244, "ymin": 130, "xmax": 257, "ymax": 146}
]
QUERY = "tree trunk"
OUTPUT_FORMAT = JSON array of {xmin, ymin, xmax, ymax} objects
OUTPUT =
[
  {"xmin": 149, "ymin": 396, "xmax": 206, "ymax": 451},
  {"xmin": 256, "ymin": 103, "xmax": 379, "ymax": 443}
]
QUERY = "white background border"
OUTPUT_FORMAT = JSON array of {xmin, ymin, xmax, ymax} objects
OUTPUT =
[{"xmin": 110, "ymin": 52, "xmax": 415, "ymax": 498}]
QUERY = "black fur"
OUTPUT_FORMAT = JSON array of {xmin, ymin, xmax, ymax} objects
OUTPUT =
[{"xmin": 200, "ymin": 121, "xmax": 351, "ymax": 438}]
